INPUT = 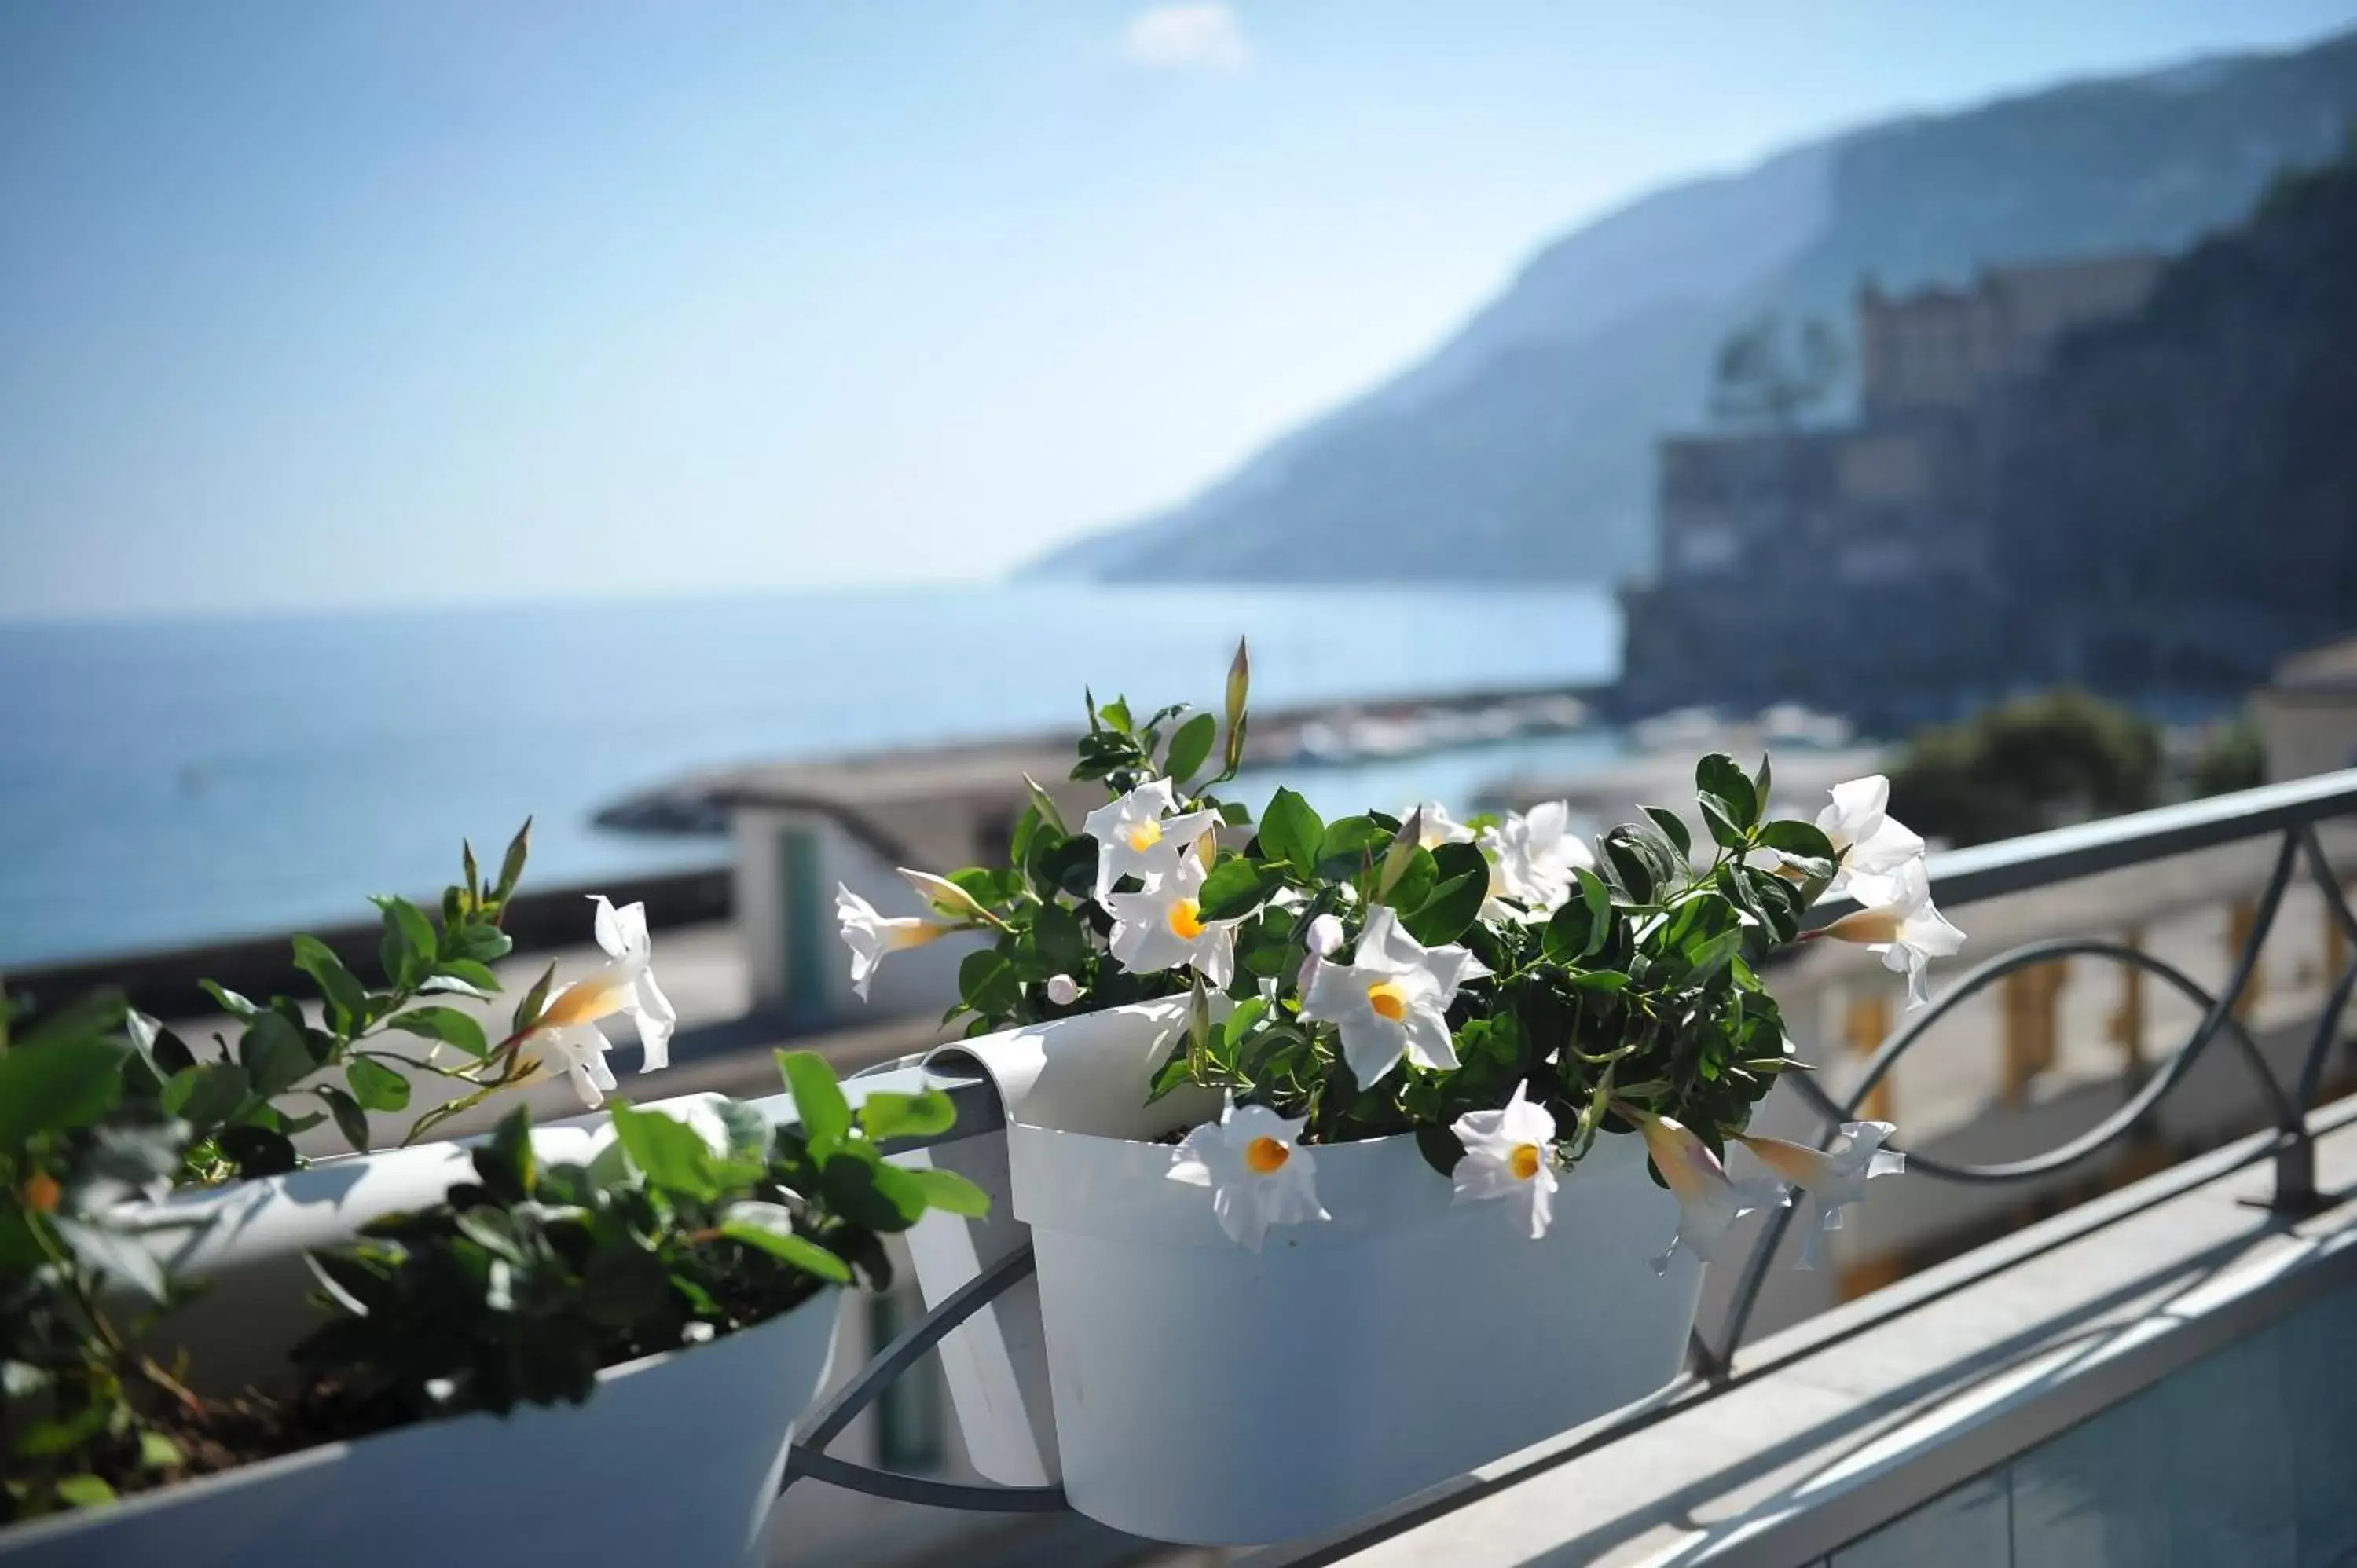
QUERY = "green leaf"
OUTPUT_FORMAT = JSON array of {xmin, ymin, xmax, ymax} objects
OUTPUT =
[
  {"xmin": 387, "ymin": 1006, "xmax": 489, "ymax": 1060},
  {"xmin": 901, "ymin": 1166, "xmax": 991, "ymax": 1218},
  {"xmin": 1257, "ymin": 788, "xmax": 1325, "ymax": 878},
  {"xmin": 317, "ymin": 1085, "xmax": 372, "ymax": 1152},
  {"xmin": 955, "ymin": 949, "xmax": 1021, "ymax": 1021},
  {"xmin": 1567, "ymin": 969, "xmax": 1631, "ymax": 992},
  {"xmin": 166, "ymin": 1061, "xmax": 251, "ymax": 1129},
  {"xmin": 1699, "ymin": 793, "xmax": 1750, "ymax": 852},
  {"xmin": 1196, "ymin": 856, "xmax": 1278, "ymax": 921},
  {"xmin": 239, "ymin": 1011, "xmax": 317, "ymax": 1097},
  {"xmin": 511, "ymin": 960, "xmax": 559, "ymax": 1033},
  {"xmin": 346, "ymin": 1057, "xmax": 411, "ymax": 1113},
  {"xmin": 291, "ymin": 936, "xmax": 368, "ymax": 1028},
  {"xmin": 776, "ymin": 1050, "xmax": 853, "ymax": 1155},
  {"xmin": 719, "ymin": 1203, "xmax": 853, "ymax": 1282},
  {"xmin": 494, "ymin": 817, "xmax": 533, "ymax": 900},
  {"xmin": 609, "ymin": 1101, "xmax": 724, "ymax": 1200},
  {"xmin": 1695, "ymin": 753, "xmax": 1758, "ymax": 829},
  {"xmin": 442, "ymin": 923, "xmax": 514, "ymax": 965},
  {"xmin": 138, "ymin": 1431, "xmax": 181, "ymax": 1471},
  {"xmin": 1314, "ymin": 815, "xmax": 1386, "ymax": 876},
  {"xmin": 1402, "ymin": 870, "xmax": 1485, "ymax": 947},
  {"xmin": 857, "ymin": 1089, "xmax": 957, "ymax": 1142},
  {"xmin": 1099, "ymin": 697, "xmax": 1134, "ymax": 734},
  {"xmin": 1164, "ymin": 712, "xmax": 1217, "ymax": 784},
  {"xmin": 427, "ymin": 959, "xmax": 502, "ymax": 995},
  {"xmin": 420, "ymin": 973, "xmax": 496, "ymax": 1002},
  {"xmin": 1031, "ymin": 902, "xmax": 1087, "ymax": 976},
  {"xmin": 53, "ymin": 1475, "xmax": 115, "ymax": 1509},
  {"xmin": 0, "ymin": 1039, "xmax": 126, "ymax": 1148},
  {"xmin": 1641, "ymin": 807, "xmax": 1693, "ymax": 859},
  {"xmin": 1758, "ymin": 819, "xmax": 1839, "ymax": 866},
  {"xmin": 198, "ymin": 980, "xmax": 261, "ymax": 1019},
  {"xmin": 710, "ymin": 1098, "xmax": 775, "ymax": 1161},
  {"xmin": 375, "ymin": 896, "xmax": 439, "ymax": 989}
]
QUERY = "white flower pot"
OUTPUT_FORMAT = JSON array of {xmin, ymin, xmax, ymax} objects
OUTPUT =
[
  {"xmin": 910, "ymin": 1002, "xmax": 1703, "ymax": 1546},
  {"xmin": 0, "ymin": 1285, "xmax": 839, "ymax": 1568}
]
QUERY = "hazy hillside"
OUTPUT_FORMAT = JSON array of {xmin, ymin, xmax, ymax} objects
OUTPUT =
[
  {"xmin": 1990, "ymin": 137, "xmax": 2357, "ymax": 687},
  {"xmin": 1030, "ymin": 27, "xmax": 2357, "ymax": 586}
]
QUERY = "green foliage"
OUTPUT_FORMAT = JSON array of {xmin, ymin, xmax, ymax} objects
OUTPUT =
[
  {"xmin": 884, "ymin": 647, "xmax": 1853, "ymax": 1169},
  {"xmin": 296, "ymin": 1053, "xmax": 984, "ymax": 1419},
  {"xmin": 2190, "ymin": 715, "xmax": 2267, "ymax": 799},
  {"xmin": 169, "ymin": 821, "xmax": 541, "ymax": 1178},
  {"xmin": 0, "ymin": 990, "xmax": 196, "ymax": 1522},
  {"xmin": 1888, "ymin": 689, "xmax": 2161, "ymax": 848}
]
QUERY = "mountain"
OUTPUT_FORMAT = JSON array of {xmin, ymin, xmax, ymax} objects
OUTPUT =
[
  {"xmin": 1028, "ymin": 28, "xmax": 2357, "ymax": 586},
  {"xmin": 1989, "ymin": 134, "xmax": 2357, "ymax": 687}
]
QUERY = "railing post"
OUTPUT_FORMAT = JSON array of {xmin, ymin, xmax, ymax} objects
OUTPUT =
[
  {"xmin": 2228, "ymin": 898, "xmax": 2267, "ymax": 1023},
  {"xmin": 2109, "ymin": 929, "xmax": 2146, "ymax": 1073},
  {"xmin": 2270, "ymin": 1127, "xmax": 2321, "ymax": 1216}
]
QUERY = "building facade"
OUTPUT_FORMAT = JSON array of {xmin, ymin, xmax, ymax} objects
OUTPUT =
[{"xmin": 1621, "ymin": 255, "xmax": 2165, "ymax": 721}]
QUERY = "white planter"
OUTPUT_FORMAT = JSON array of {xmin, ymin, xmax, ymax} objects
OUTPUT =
[
  {"xmin": 911, "ymin": 1001, "xmax": 1703, "ymax": 1546},
  {"xmin": 0, "ymin": 1287, "xmax": 838, "ymax": 1568}
]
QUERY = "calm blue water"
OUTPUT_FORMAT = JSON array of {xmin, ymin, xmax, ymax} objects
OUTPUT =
[{"xmin": 0, "ymin": 584, "xmax": 1619, "ymax": 966}]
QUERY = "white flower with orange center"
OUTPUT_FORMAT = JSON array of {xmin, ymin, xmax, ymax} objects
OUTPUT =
[
  {"xmin": 1735, "ymin": 1121, "xmax": 1904, "ymax": 1269},
  {"xmin": 519, "ymin": 896, "xmax": 677, "ymax": 1106},
  {"xmin": 836, "ymin": 885, "xmax": 956, "ymax": 1002},
  {"xmin": 1633, "ymin": 1111, "xmax": 1787, "ymax": 1273},
  {"xmin": 1450, "ymin": 1081, "xmax": 1560, "ymax": 1239},
  {"xmin": 1168, "ymin": 1098, "xmax": 1329, "ymax": 1251},
  {"xmin": 1478, "ymin": 800, "xmax": 1595, "ymax": 918},
  {"xmin": 1083, "ymin": 779, "xmax": 1219, "ymax": 902},
  {"xmin": 1822, "ymin": 859, "xmax": 1966, "ymax": 1008},
  {"xmin": 1299, "ymin": 905, "xmax": 1488, "ymax": 1086},
  {"xmin": 1102, "ymin": 848, "xmax": 1240, "ymax": 987}
]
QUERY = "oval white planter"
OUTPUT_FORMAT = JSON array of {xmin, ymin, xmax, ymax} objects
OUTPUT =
[
  {"xmin": 902, "ymin": 1000, "xmax": 1703, "ymax": 1546},
  {"xmin": 1013, "ymin": 1119, "xmax": 1700, "ymax": 1544},
  {"xmin": 0, "ymin": 1285, "xmax": 839, "ymax": 1568}
]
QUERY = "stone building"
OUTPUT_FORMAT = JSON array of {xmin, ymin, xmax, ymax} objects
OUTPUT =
[{"xmin": 1620, "ymin": 255, "xmax": 2165, "ymax": 721}]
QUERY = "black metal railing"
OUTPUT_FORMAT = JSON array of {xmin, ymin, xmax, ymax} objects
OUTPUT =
[{"xmin": 774, "ymin": 768, "xmax": 2357, "ymax": 1530}]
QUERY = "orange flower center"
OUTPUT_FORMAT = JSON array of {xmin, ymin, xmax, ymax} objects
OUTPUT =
[
  {"xmin": 539, "ymin": 975, "xmax": 623, "ymax": 1028},
  {"xmin": 21, "ymin": 1171, "xmax": 60, "ymax": 1213},
  {"xmin": 1509, "ymin": 1143, "xmax": 1542, "ymax": 1181},
  {"xmin": 1367, "ymin": 980, "xmax": 1409, "ymax": 1022},
  {"xmin": 1166, "ymin": 899, "xmax": 1204, "ymax": 940},
  {"xmin": 1126, "ymin": 820, "xmax": 1164, "ymax": 853},
  {"xmin": 1244, "ymin": 1136, "xmax": 1291, "ymax": 1174}
]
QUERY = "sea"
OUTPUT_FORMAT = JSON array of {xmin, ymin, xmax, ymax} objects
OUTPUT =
[{"xmin": 0, "ymin": 584, "xmax": 1621, "ymax": 968}]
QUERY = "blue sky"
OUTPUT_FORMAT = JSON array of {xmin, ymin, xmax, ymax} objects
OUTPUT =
[{"xmin": 3, "ymin": 1, "xmax": 2352, "ymax": 620}]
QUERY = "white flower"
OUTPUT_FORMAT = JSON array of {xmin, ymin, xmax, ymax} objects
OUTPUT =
[
  {"xmin": 1636, "ymin": 1112, "xmax": 1787, "ymax": 1273},
  {"xmin": 1083, "ymin": 779, "xmax": 1219, "ymax": 902},
  {"xmin": 1409, "ymin": 801, "xmax": 1475, "ymax": 848},
  {"xmin": 1478, "ymin": 800, "xmax": 1595, "ymax": 917},
  {"xmin": 1295, "ymin": 911, "xmax": 1345, "ymax": 994},
  {"xmin": 528, "ymin": 896, "xmax": 677, "ymax": 1079},
  {"xmin": 1299, "ymin": 906, "xmax": 1487, "ymax": 1086},
  {"xmin": 1817, "ymin": 775, "xmax": 1926, "ymax": 894},
  {"xmin": 1736, "ymin": 1122, "xmax": 1905, "ymax": 1269},
  {"xmin": 1450, "ymin": 1081, "xmax": 1560, "ymax": 1239},
  {"xmin": 1823, "ymin": 859, "xmax": 1967, "ymax": 1008},
  {"xmin": 518, "ymin": 1017, "xmax": 620, "ymax": 1109},
  {"xmin": 1168, "ymin": 1099, "xmax": 1329, "ymax": 1251},
  {"xmin": 1045, "ymin": 973, "xmax": 1081, "ymax": 1006},
  {"xmin": 1103, "ymin": 848, "xmax": 1239, "ymax": 987},
  {"xmin": 836, "ymin": 885, "xmax": 955, "ymax": 1002}
]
